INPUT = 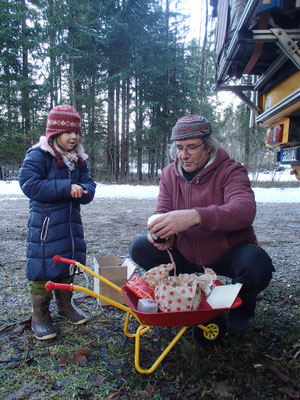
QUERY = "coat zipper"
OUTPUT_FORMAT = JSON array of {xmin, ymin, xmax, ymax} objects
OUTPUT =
[
  {"xmin": 68, "ymin": 170, "xmax": 75, "ymax": 260},
  {"xmin": 40, "ymin": 216, "xmax": 50, "ymax": 245}
]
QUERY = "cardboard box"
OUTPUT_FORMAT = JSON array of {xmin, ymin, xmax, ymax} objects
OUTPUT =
[{"xmin": 93, "ymin": 256, "xmax": 136, "ymax": 306}]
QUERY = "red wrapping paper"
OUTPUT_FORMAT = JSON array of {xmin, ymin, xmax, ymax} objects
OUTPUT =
[{"xmin": 124, "ymin": 275, "xmax": 154, "ymax": 299}]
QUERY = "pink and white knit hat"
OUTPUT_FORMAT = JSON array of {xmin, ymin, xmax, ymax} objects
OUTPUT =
[
  {"xmin": 171, "ymin": 115, "xmax": 212, "ymax": 141},
  {"xmin": 45, "ymin": 104, "xmax": 82, "ymax": 142}
]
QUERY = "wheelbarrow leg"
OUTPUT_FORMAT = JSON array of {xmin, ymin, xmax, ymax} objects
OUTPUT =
[
  {"xmin": 123, "ymin": 311, "xmax": 150, "ymax": 338},
  {"xmin": 134, "ymin": 325, "xmax": 188, "ymax": 374}
]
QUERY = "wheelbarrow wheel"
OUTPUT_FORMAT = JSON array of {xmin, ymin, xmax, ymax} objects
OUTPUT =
[{"xmin": 192, "ymin": 315, "xmax": 227, "ymax": 346}]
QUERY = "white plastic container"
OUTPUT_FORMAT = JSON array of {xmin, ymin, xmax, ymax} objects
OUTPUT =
[
  {"xmin": 147, "ymin": 214, "xmax": 169, "ymax": 243},
  {"xmin": 137, "ymin": 298, "xmax": 158, "ymax": 313}
]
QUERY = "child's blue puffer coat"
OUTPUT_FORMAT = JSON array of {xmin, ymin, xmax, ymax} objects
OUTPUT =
[{"xmin": 18, "ymin": 137, "xmax": 96, "ymax": 281}]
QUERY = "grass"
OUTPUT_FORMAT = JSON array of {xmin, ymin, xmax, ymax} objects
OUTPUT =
[{"xmin": 0, "ymin": 281, "xmax": 299, "ymax": 399}]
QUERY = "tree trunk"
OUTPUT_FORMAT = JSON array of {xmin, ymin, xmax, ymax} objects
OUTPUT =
[
  {"xmin": 107, "ymin": 72, "xmax": 115, "ymax": 178},
  {"xmin": 48, "ymin": 0, "xmax": 58, "ymax": 107},
  {"xmin": 120, "ymin": 78, "xmax": 126, "ymax": 179},
  {"xmin": 115, "ymin": 78, "xmax": 120, "ymax": 180},
  {"xmin": 21, "ymin": 0, "xmax": 31, "ymax": 146},
  {"xmin": 199, "ymin": 0, "xmax": 208, "ymax": 115},
  {"xmin": 135, "ymin": 75, "xmax": 143, "ymax": 182},
  {"xmin": 126, "ymin": 78, "xmax": 130, "ymax": 176},
  {"xmin": 88, "ymin": 75, "xmax": 96, "ymax": 177}
]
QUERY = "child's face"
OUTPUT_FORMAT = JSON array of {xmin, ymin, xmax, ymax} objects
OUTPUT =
[{"xmin": 57, "ymin": 131, "xmax": 80, "ymax": 151}]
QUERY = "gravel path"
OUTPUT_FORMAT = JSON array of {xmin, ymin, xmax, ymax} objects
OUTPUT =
[{"xmin": 0, "ymin": 194, "xmax": 299, "ymax": 324}]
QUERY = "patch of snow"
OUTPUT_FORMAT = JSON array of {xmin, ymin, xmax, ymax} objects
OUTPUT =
[{"xmin": 1, "ymin": 180, "xmax": 298, "ymax": 203}]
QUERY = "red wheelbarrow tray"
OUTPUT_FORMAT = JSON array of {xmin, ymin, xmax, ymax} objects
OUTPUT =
[
  {"xmin": 122, "ymin": 280, "xmax": 242, "ymax": 327},
  {"xmin": 47, "ymin": 255, "xmax": 243, "ymax": 374}
]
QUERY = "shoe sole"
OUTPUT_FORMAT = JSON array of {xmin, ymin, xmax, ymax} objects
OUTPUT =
[
  {"xmin": 70, "ymin": 318, "xmax": 88, "ymax": 325},
  {"xmin": 57, "ymin": 313, "xmax": 88, "ymax": 325},
  {"xmin": 32, "ymin": 330, "xmax": 57, "ymax": 341}
]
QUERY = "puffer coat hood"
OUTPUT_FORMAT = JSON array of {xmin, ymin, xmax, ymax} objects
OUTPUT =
[{"xmin": 18, "ymin": 136, "xmax": 96, "ymax": 281}]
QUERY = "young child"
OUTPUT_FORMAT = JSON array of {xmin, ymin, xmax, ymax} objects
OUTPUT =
[{"xmin": 18, "ymin": 104, "xmax": 96, "ymax": 340}]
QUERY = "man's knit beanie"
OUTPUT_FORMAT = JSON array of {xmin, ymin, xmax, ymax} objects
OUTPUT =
[
  {"xmin": 171, "ymin": 115, "xmax": 212, "ymax": 141},
  {"xmin": 45, "ymin": 104, "xmax": 82, "ymax": 143}
]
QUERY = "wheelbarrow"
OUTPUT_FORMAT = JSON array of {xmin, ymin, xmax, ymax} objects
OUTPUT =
[{"xmin": 45, "ymin": 255, "xmax": 242, "ymax": 374}]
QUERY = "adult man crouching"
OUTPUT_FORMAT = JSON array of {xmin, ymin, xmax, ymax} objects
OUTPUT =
[{"xmin": 129, "ymin": 115, "xmax": 274, "ymax": 334}]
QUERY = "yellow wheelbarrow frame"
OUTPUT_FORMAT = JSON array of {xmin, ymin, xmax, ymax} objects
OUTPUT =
[{"xmin": 46, "ymin": 255, "xmax": 242, "ymax": 374}]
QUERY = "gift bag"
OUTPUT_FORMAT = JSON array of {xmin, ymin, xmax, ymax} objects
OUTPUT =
[
  {"xmin": 142, "ymin": 250, "xmax": 216, "ymax": 312},
  {"xmin": 142, "ymin": 262, "xmax": 174, "ymax": 286},
  {"xmin": 154, "ymin": 275, "xmax": 202, "ymax": 312}
]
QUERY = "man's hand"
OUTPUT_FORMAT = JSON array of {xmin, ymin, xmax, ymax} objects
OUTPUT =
[
  {"xmin": 71, "ymin": 184, "xmax": 88, "ymax": 198},
  {"xmin": 148, "ymin": 209, "xmax": 201, "ymax": 239},
  {"xmin": 147, "ymin": 232, "xmax": 175, "ymax": 250}
]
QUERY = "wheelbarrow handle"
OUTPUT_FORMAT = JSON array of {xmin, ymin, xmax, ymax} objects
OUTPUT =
[
  {"xmin": 53, "ymin": 255, "xmax": 76, "ymax": 265},
  {"xmin": 45, "ymin": 281, "xmax": 74, "ymax": 292}
]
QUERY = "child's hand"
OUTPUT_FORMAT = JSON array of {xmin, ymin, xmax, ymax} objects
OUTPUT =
[{"xmin": 71, "ymin": 184, "xmax": 88, "ymax": 198}]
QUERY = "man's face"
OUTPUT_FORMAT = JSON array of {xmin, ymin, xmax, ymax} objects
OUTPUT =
[{"xmin": 176, "ymin": 138, "xmax": 211, "ymax": 172}]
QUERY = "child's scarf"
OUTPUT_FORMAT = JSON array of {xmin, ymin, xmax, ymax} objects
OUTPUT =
[{"xmin": 51, "ymin": 138, "xmax": 84, "ymax": 169}]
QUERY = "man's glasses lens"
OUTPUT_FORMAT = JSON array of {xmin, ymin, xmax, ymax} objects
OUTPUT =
[{"xmin": 176, "ymin": 143, "xmax": 203, "ymax": 154}]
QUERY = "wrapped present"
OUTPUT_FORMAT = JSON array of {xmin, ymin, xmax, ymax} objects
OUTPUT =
[
  {"xmin": 143, "ymin": 265, "xmax": 216, "ymax": 313},
  {"xmin": 124, "ymin": 274, "xmax": 154, "ymax": 299}
]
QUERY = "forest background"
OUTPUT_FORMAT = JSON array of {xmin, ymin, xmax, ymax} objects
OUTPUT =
[{"xmin": 0, "ymin": 0, "xmax": 278, "ymax": 182}]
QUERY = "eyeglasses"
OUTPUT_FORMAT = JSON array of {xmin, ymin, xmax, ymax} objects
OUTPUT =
[{"xmin": 176, "ymin": 142, "xmax": 204, "ymax": 155}]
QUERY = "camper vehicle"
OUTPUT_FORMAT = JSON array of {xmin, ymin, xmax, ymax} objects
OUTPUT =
[{"xmin": 211, "ymin": 0, "xmax": 300, "ymax": 178}]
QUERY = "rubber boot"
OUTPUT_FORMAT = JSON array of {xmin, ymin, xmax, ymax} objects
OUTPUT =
[
  {"xmin": 30, "ymin": 293, "xmax": 57, "ymax": 340},
  {"xmin": 54, "ymin": 290, "xmax": 88, "ymax": 325}
]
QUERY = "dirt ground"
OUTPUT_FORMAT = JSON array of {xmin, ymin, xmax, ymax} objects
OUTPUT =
[
  {"xmin": 0, "ymin": 193, "xmax": 299, "ymax": 321},
  {"xmin": 0, "ymin": 191, "xmax": 299, "ymax": 399},
  {"xmin": 1, "ymin": 192, "xmax": 299, "ymax": 289}
]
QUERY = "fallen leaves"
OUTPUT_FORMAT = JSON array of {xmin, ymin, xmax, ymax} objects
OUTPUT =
[
  {"xmin": 59, "ymin": 348, "xmax": 91, "ymax": 366},
  {"xmin": 254, "ymin": 362, "xmax": 290, "ymax": 380},
  {"xmin": 253, "ymin": 363, "xmax": 300, "ymax": 399},
  {"xmin": 266, "ymin": 364, "xmax": 290, "ymax": 383},
  {"xmin": 11, "ymin": 317, "xmax": 32, "ymax": 334},
  {"xmin": 212, "ymin": 381, "xmax": 235, "ymax": 398},
  {"xmin": 277, "ymin": 387, "xmax": 300, "ymax": 399},
  {"xmin": 90, "ymin": 373, "xmax": 107, "ymax": 386},
  {"xmin": 107, "ymin": 392, "xmax": 121, "ymax": 399},
  {"xmin": 137, "ymin": 385, "xmax": 160, "ymax": 398}
]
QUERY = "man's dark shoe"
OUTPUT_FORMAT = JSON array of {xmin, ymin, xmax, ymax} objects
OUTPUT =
[
  {"xmin": 227, "ymin": 314, "xmax": 250, "ymax": 332},
  {"xmin": 225, "ymin": 311, "xmax": 253, "ymax": 338}
]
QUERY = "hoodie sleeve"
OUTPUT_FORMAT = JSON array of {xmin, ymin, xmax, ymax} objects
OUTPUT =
[
  {"xmin": 194, "ymin": 162, "xmax": 256, "ymax": 232},
  {"xmin": 155, "ymin": 165, "xmax": 175, "ymax": 214}
]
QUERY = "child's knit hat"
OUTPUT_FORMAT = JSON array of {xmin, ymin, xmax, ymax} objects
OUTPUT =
[
  {"xmin": 45, "ymin": 104, "xmax": 82, "ymax": 143},
  {"xmin": 171, "ymin": 115, "xmax": 212, "ymax": 141}
]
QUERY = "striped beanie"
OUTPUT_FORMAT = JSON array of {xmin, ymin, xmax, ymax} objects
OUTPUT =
[
  {"xmin": 46, "ymin": 104, "xmax": 82, "ymax": 143},
  {"xmin": 171, "ymin": 115, "xmax": 212, "ymax": 141}
]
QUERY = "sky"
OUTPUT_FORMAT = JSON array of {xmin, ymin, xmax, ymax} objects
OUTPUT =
[
  {"xmin": 180, "ymin": 0, "xmax": 241, "ymax": 109},
  {"xmin": 1, "ymin": 178, "xmax": 299, "ymax": 203},
  {"xmin": 180, "ymin": 0, "xmax": 209, "ymax": 42}
]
